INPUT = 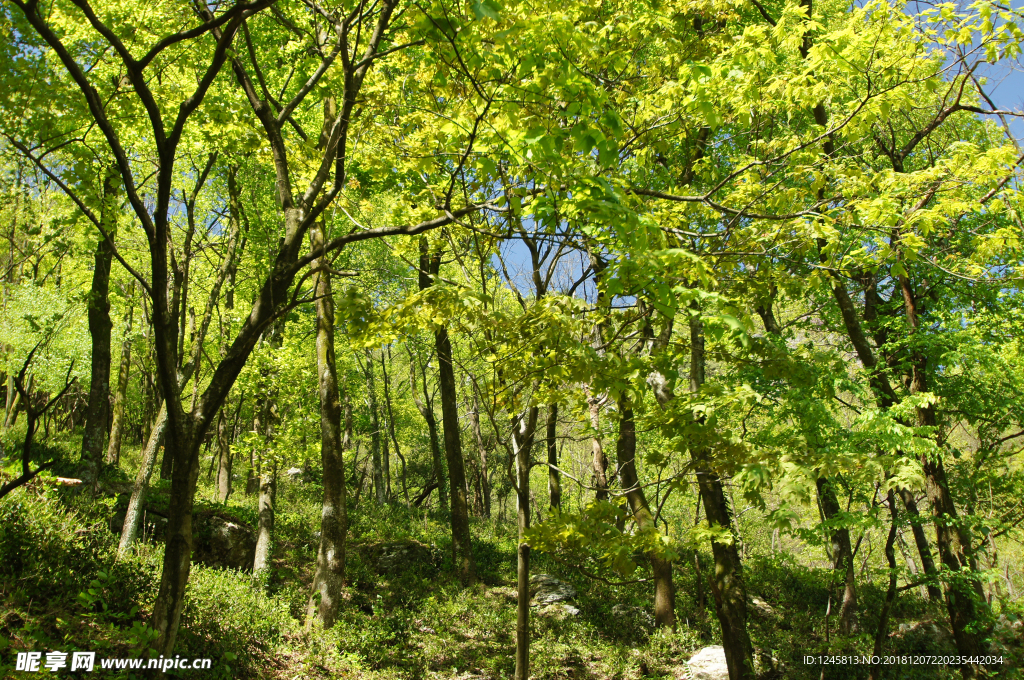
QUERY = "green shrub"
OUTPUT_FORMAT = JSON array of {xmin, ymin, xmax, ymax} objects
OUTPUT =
[{"xmin": 177, "ymin": 565, "xmax": 294, "ymax": 678}]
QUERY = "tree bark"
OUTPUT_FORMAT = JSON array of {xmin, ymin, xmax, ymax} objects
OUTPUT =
[
  {"xmin": 588, "ymin": 391, "xmax": 609, "ymax": 501},
  {"xmin": 435, "ymin": 324, "xmax": 474, "ymax": 582},
  {"xmin": 899, "ymin": 489, "xmax": 943, "ymax": 601},
  {"xmin": 306, "ymin": 217, "xmax": 348, "ymax": 629},
  {"xmin": 868, "ymin": 490, "xmax": 900, "ymax": 680},
  {"xmin": 816, "ymin": 477, "xmax": 858, "ymax": 633},
  {"xmin": 118, "ymin": 403, "xmax": 167, "ymax": 556},
  {"xmin": 105, "ymin": 302, "xmax": 133, "ymax": 466},
  {"xmin": 4, "ymin": 374, "xmax": 20, "ymax": 428},
  {"xmin": 410, "ymin": 350, "xmax": 446, "ymax": 509},
  {"xmin": 470, "ymin": 389, "xmax": 491, "ymax": 518},
  {"xmin": 216, "ymin": 405, "xmax": 232, "ymax": 503},
  {"xmin": 364, "ymin": 348, "xmax": 385, "ymax": 505},
  {"xmin": 546, "ymin": 403, "xmax": 560, "ymax": 510},
  {"xmin": 512, "ymin": 408, "xmax": 538, "ymax": 680},
  {"xmin": 759, "ymin": 289, "xmax": 860, "ymax": 632},
  {"xmin": 252, "ymin": 466, "xmax": 277, "ymax": 585},
  {"xmin": 422, "ymin": 238, "xmax": 473, "ymax": 582},
  {"xmin": 81, "ymin": 167, "xmax": 119, "ymax": 486},
  {"xmin": 689, "ymin": 316, "xmax": 754, "ymax": 679},
  {"xmin": 382, "ymin": 347, "xmax": 409, "ymax": 505},
  {"xmin": 615, "ymin": 394, "xmax": 676, "ymax": 630},
  {"xmin": 828, "ymin": 269, "xmax": 987, "ymax": 674}
]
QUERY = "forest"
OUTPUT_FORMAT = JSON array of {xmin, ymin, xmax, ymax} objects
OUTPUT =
[{"xmin": 0, "ymin": 0, "xmax": 1023, "ymax": 678}]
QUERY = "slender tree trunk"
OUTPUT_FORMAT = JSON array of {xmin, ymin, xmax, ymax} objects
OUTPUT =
[
  {"xmin": 106, "ymin": 303, "xmax": 133, "ymax": 466},
  {"xmin": 118, "ymin": 404, "xmax": 167, "ymax": 556},
  {"xmin": 761, "ymin": 292, "xmax": 859, "ymax": 632},
  {"xmin": 615, "ymin": 394, "xmax": 676, "ymax": 629},
  {"xmin": 899, "ymin": 489, "xmax": 943, "ymax": 601},
  {"xmin": 816, "ymin": 477, "xmax": 857, "ymax": 633},
  {"xmin": 382, "ymin": 347, "xmax": 409, "ymax": 505},
  {"xmin": 546, "ymin": 403, "xmax": 560, "ymax": 510},
  {"xmin": 512, "ymin": 408, "xmax": 538, "ymax": 680},
  {"xmin": 868, "ymin": 490, "xmax": 900, "ymax": 680},
  {"xmin": 829, "ymin": 273, "xmax": 987, "ymax": 676},
  {"xmin": 364, "ymin": 348, "xmax": 385, "ymax": 505},
  {"xmin": 382, "ymin": 407, "xmax": 392, "ymax": 500},
  {"xmin": 306, "ymin": 217, "xmax": 348, "ymax": 629},
  {"xmin": 216, "ymin": 406, "xmax": 232, "ymax": 503},
  {"xmin": 5, "ymin": 373, "xmax": 18, "ymax": 428},
  {"xmin": 81, "ymin": 167, "xmax": 119, "ymax": 485},
  {"xmin": 159, "ymin": 429, "xmax": 175, "ymax": 480},
  {"xmin": 435, "ymin": 325, "xmax": 474, "ymax": 581},
  {"xmin": 904, "ymin": 277, "xmax": 987, "ymax": 675},
  {"xmin": 410, "ymin": 352, "xmax": 446, "ymax": 508},
  {"xmin": 588, "ymin": 391, "xmax": 608, "ymax": 501},
  {"xmin": 422, "ymin": 238, "xmax": 474, "ymax": 581},
  {"xmin": 470, "ymin": 389, "xmax": 491, "ymax": 518},
  {"xmin": 689, "ymin": 316, "xmax": 754, "ymax": 679},
  {"xmin": 252, "ymin": 466, "xmax": 277, "ymax": 585}
]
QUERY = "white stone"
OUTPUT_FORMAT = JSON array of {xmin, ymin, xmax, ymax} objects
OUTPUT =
[{"xmin": 688, "ymin": 646, "xmax": 729, "ymax": 680}]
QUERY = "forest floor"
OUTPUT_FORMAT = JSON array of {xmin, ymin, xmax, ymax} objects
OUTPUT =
[{"xmin": 2, "ymin": 436, "xmax": 1022, "ymax": 679}]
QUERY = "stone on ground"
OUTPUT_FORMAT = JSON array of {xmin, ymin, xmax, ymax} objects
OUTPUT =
[
  {"xmin": 529, "ymin": 573, "xmax": 576, "ymax": 605},
  {"xmin": 688, "ymin": 646, "xmax": 729, "ymax": 680}
]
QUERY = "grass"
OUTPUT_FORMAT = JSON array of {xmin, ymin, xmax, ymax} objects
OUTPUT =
[{"xmin": 2, "ymin": 441, "xmax": 1022, "ymax": 679}]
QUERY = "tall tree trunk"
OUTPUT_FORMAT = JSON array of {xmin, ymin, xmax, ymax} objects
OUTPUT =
[
  {"xmin": 761, "ymin": 296, "xmax": 860, "ymax": 632},
  {"xmin": 689, "ymin": 316, "xmax": 754, "ymax": 679},
  {"xmin": 410, "ymin": 352, "xmax": 446, "ymax": 508},
  {"xmin": 382, "ymin": 406, "xmax": 392, "ymax": 500},
  {"xmin": 364, "ymin": 348, "xmax": 385, "ymax": 505},
  {"xmin": 546, "ymin": 403, "xmax": 560, "ymax": 510},
  {"xmin": 382, "ymin": 347, "xmax": 409, "ymax": 505},
  {"xmin": 868, "ymin": 490, "xmax": 900, "ymax": 680},
  {"xmin": 512, "ymin": 408, "xmax": 538, "ymax": 680},
  {"xmin": 829, "ymin": 270, "xmax": 987, "ymax": 675},
  {"xmin": 106, "ymin": 302, "xmax": 133, "ymax": 466},
  {"xmin": 816, "ymin": 477, "xmax": 858, "ymax": 633},
  {"xmin": 435, "ymin": 324, "xmax": 474, "ymax": 582},
  {"xmin": 588, "ymin": 391, "xmax": 608, "ymax": 501},
  {"xmin": 118, "ymin": 404, "xmax": 167, "ymax": 556},
  {"xmin": 216, "ymin": 405, "xmax": 232, "ymax": 503},
  {"xmin": 5, "ymin": 373, "xmax": 18, "ymax": 428},
  {"xmin": 81, "ymin": 167, "xmax": 119, "ymax": 485},
  {"xmin": 470, "ymin": 389, "xmax": 491, "ymax": 518},
  {"xmin": 899, "ymin": 489, "xmax": 943, "ymax": 601},
  {"xmin": 159, "ymin": 427, "xmax": 175, "ymax": 480},
  {"xmin": 422, "ymin": 238, "xmax": 473, "ymax": 582},
  {"xmin": 615, "ymin": 394, "xmax": 676, "ymax": 630},
  {"xmin": 306, "ymin": 217, "xmax": 348, "ymax": 629},
  {"xmin": 252, "ymin": 466, "xmax": 277, "ymax": 585}
]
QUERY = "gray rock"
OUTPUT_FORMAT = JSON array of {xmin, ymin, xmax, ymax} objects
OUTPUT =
[
  {"xmin": 192, "ymin": 515, "xmax": 257, "ymax": 570},
  {"xmin": 529, "ymin": 574, "xmax": 576, "ymax": 605},
  {"xmin": 611, "ymin": 604, "xmax": 655, "ymax": 629},
  {"xmin": 536, "ymin": 603, "xmax": 580, "ymax": 619},
  {"xmin": 688, "ymin": 646, "xmax": 729, "ymax": 680},
  {"xmin": 365, "ymin": 540, "xmax": 434, "ymax": 575},
  {"xmin": 893, "ymin": 620, "xmax": 954, "ymax": 646},
  {"xmin": 749, "ymin": 596, "xmax": 777, "ymax": 619}
]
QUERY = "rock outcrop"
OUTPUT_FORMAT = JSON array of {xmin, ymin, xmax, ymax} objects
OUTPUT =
[{"xmin": 192, "ymin": 514, "xmax": 257, "ymax": 570}]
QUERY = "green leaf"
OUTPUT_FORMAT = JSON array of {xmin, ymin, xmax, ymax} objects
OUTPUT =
[{"xmin": 472, "ymin": 0, "xmax": 501, "ymax": 20}]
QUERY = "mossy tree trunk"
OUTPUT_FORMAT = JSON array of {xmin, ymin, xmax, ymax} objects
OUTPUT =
[
  {"xmin": 105, "ymin": 301, "xmax": 133, "ymax": 467},
  {"xmin": 306, "ymin": 217, "xmax": 348, "ymax": 628},
  {"xmin": 81, "ymin": 167, "xmax": 119, "ymax": 486},
  {"xmin": 615, "ymin": 394, "xmax": 676, "ymax": 630}
]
